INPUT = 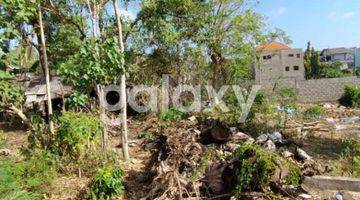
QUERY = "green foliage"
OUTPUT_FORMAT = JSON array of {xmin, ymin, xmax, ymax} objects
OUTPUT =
[
  {"xmin": 159, "ymin": 108, "xmax": 186, "ymax": 121},
  {"xmin": 59, "ymin": 37, "xmax": 125, "ymax": 90},
  {"xmin": 88, "ymin": 166, "xmax": 125, "ymax": 199},
  {"xmin": 0, "ymin": 79, "xmax": 24, "ymax": 109},
  {"xmin": 277, "ymin": 86, "xmax": 296, "ymax": 108},
  {"xmin": 0, "ymin": 70, "xmax": 13, "ymax": 80},
  {"xmin": 282, "ymin": 160, "xmax": 302, "ymax": 186},
  {"xmin": 341, "ymin": 138, "xmax": 360, "ymax": 176},
  {"xmin": 304, "ymin": 105, "xmax": 325, "ymax": 118},
  {"xmin": 0, "ymin": 150, "xmax": 57, "ymax": 200},
  {"xmin": 232, "ymin": 144, "xmax": 301, "ymax": 196},
  {"xmin": 65, "ymin": 91, "xmax": 89, "ymax": 110},
  {"xmin": 233, "ymin": 144, "xmax": 276, "ymax": 195},
  {"xmin": 56, "ymin": 112, "xmax": 102, "ymax": 158},
  {"xmin": 340, "ymin": 85, "xmax": 360, "ymax": 108},
  {"xmin": 323, "ymin": 63, "xmax": 351, "ymax": 78},
  {"xmin": 26, "ymin": 115, "xmax": 53, "ymax": 152}
]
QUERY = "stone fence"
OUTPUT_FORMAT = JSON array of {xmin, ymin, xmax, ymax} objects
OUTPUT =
[{"xmin": 258, "ymin": 76, "xmax": 360, "ymax": 103}]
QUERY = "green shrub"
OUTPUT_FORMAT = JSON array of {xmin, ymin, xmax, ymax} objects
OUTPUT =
[
  {"xmin": 277, "ymin": 86, "xmax": 296, "ymax": 108},
  {"xmin": 26, "ymin": 115, "xmax": 53, "ymax": 153},
  {"xmin": 341, "ymin": 138, "xmax": 360, "ymax": 176},
  {"xmin": 0, "ymin": 79, "xmax": 24, "ymax": 109},
  {"xmin": 340, "ymin": 85, "xmax": 360, "ymax": 108},
  {"xmin": 56, "ymin": 111, "xmax": 102, "ymax": 158},
  {"xmin": 159, "ymin": 108, "xmax": 186, "ymax": 121},
  {"xmin": 232, "ymin": 144, "xmax": 301, "ymax": 197},
  {"xmin": 0, "ymin": 150, "xmax": 57, "ymax": 200},
  {"xmin": 304, "ymin": 105, "xmax": 325, "ymax": 118},
  {"xmin": 65, "ymin": 91, "xmax": 89, "ymax": 110},
  {"xmin": 88, "ymin": 166, "xmax": 125, "ymax": 199}
]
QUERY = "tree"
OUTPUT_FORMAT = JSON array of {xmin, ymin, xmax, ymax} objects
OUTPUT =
[
  {"xmin": 38, "ymin": 2, "xmax": 54, "ymax": 134},
  {"xmin": 266, "ymin": 28, "xmax": 293, "ymax": 45},
  {"xmin": 304, "ymin": 41, "xmax": 312, "ymax": 79},
  {"xmin": 303, "ymin": 41, "xmax": 324, "ymax": 79},
  {"xmin": 138, "ymin": 0, "xmax": 266, "ymax": 87},
  {"xmin": 113, "ymin": 0, "xmax": 129, "ymax": 161}
]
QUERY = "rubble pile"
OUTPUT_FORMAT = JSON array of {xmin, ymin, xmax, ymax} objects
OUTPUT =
[{"xmin": 140, "ymin": 116, "xmax": 327, "ymax": 199}]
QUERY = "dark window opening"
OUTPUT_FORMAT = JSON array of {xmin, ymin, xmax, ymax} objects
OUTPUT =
[
  {"xmin": 289, "ymin": 54, "xmax": 294, "ymax": 57},
  {"xmin": 285, "ymin": 66, "xmax": 290, "ymax": 71},
  {"xmin": 294, "ymin": 66, "xmax": 299, "ymax": 71},
  {"xmin": 297, "ymin": 53, "xmax": 301, "ymax": 58},
  {"xmin": 263, "ymin": 55, "xmax": 272, "ymax": 60}
]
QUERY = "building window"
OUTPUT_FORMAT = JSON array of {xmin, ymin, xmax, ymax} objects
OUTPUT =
[
  {"xmin": 297, "ymin": 53, "xmax": 301, "ymax": 58},
  {"xmin": 294, "ymin": 66, "xmax": 299, "ymax": 71},
  {"xmin": 289, "ymin": 54, "xmax": 294, "ymax": 57},
  {"xmin": 263, "ymin": 55, "xmax": 271, "ymax": 60},
  {"xmin": 285, "ymin": 66, "xmax": 290, "ymax": 71}
]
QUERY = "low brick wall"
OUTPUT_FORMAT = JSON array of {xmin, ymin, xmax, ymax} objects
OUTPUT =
[{"xmin": 258, "ymin": 76, "xmax": 360, "ymax": 103}]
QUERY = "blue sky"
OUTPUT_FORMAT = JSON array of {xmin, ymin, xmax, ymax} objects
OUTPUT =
[{"xmin": 256, "ymin": 0, "xmax": 360, "ymax": 49}]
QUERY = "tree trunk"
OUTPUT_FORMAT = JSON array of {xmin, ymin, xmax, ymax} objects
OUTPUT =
[
  {"xmin": 113, "ymin": 0, "xmax": 129, "ymax": 161},
  {"xmin": 38, "ymin": 3, "xmax": 54, "ymax": 135}
]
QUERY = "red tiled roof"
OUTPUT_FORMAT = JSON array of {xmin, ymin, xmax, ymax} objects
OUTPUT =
[{"xmin": 256, "ymin": 41, "xmax": 290, "ymax": 51}]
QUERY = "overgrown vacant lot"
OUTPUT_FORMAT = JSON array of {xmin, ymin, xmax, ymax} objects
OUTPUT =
[
  {"xmin": 1, "ymin": 102, "xmax": 359, "ymax": 199},
  {"xmin": 1, "ymin": 0, "xmax": 360, "ymax": 199}
]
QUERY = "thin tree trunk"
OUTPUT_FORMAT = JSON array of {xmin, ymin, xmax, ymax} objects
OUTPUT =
[
  {"xmin": 86, "ymin": 0, "xmax": 108, "ymax": 152},
  {"xmin": 38, "ymin": 3, "xmax": 54, "ymax": 134},
  {"xmin": 113, "ymin": 0, "xmax": 129, "ymax": 161}
]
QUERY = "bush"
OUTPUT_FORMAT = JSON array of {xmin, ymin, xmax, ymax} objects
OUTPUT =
[
  {"xmin": 340, "ymin": 85, "xmax": 360, "ymax": 108},
  {"xmin": 88, "ymin": 166, "xmax": 125, "ymax": 199},
  {"xmin": 56, "ymin": 111, "xmax": 102, "ymax": 158},
  {"xmin": 0, "ymin": 79, "xmax": 24, "ymax": 109},
  {"xmin": 341, "ymin": 138, "xmax": 360, "ymax": 176},
  {"xmin": 65, "ymin": 91, "xmax": 89, "ymax": 110},
  {"xmin": 277, "ymin": 86, "xmax": 296, "ymax": 108},
  {"xmin": 0, "ymin": 150, "xmax": 57, "ymax": 200},
  {"xmin": 232, "ymin": 144, "xmax": 301, "ymax": 197},
  {"xmin": 304, "ymin": 105, "xmax": 325, "ymax": 118},
  {"xmin": 159, "ymin": 108, "xmax": 186, "ymax": 121}
]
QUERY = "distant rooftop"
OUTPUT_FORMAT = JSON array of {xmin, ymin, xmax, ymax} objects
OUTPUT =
[
  {"xmin": 256, "ymin": 41, "xmax": 291, "ymax": 51},
  {"xmin": 320, "ymin": 47, "xmax": 353, "ymax": 56}
]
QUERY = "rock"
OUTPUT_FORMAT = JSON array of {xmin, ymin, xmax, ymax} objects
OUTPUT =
[
  {"xmin": 299, "ymin": 193, "xmax": 312, "ymax": 199},
  {"xmin": 282, "ymin": 150, "xmax": 294, "ymax": 158},
  {"xmin": 269, "ymin": 132, "xmax": 284, "ymax": 144},
  {"xmin": 296, "ymin": 148, "xmax": 312, "ymax": 161},
  {"xmin": 0, "ymin": 148, "xmax": 11, "ymax": 156},
  {"xmin": 264, "ymin": 140, "xmax": 276, "ymax": 151},
  {"xmin": 194, "ymin": 129, "xmax": 201, "ymax": 135},
  {"xmin": 256, "ymin": 134, "xmax": 268, "ymax": 144},
  {"xmin": 233, "ymin": 132, "xmax": 252, "ymax": 142}
]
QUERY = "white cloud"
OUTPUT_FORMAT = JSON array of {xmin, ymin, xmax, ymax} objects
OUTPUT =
[
  {"xmin": 327, "ymin": 11, "xmax": 356, "ymax": 21},
  {"xmin": 343, "ymin": 11, "xmax": 355, "ymax": 18},
  {"xmin": 271, "ymin": 7, "xmax": 287, "ymax": 17}
]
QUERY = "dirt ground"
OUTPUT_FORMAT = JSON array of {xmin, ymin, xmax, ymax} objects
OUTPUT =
[{"xmin": 0, "ymin": 105, "xmax": 359, "ymax": 199}]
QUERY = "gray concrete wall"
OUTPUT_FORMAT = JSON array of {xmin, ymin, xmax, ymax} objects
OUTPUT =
[{"xmin": 258, "ymin": 76, "xmax": 360, "ymax": 103}]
